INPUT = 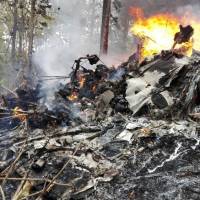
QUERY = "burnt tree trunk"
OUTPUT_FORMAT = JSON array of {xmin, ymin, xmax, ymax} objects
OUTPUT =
[
  {"xmin": 28, "ymin": 0, "xmax": 36, "ymax": 75},
  {"xmin": 11, "ymin": 0, "xmax": 18, "ymax": 64},
  {"xmin": 18, "ymin": 2, "xmax": 25, "ymax": 65},
  {"xmin": 100, "ymin": 0, "xmax": 111, "ymax": 55}
]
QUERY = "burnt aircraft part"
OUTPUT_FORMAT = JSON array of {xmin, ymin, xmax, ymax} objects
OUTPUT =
[
  {"xmin": 172, "ymin": 25, "xmax": 194, "ymax": 49},
  {"xmin": 111, "ymin": 95, "xmax": 130, "ymax": 114},
  {"xmin": 151, "ymin": 93, "xmax": 168, "ymax": 109},
  {"xmin": 174, "ymin": 25, "xmax": 194, "ymax": 44},
  {"xmin": 87, "ymin": 54, "xmax": 100, "ymax": 65},
  {"xmin": 95, "ymin": 64, "xmax": 110, "ymax": 80}
]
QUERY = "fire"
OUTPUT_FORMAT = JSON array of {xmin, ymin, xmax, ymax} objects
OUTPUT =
[
  {"xmin": 13, "ymin": 107, "xmax": 27, "ymax": 122},
  {"xmin": 68, "ymin": 91, "xmax": 78, "ymax": 101},
  {"xmin": 129, "ymin": 7, "xmax": 200, "ymax": 61},
  {"xmin": 79, "ymin": 75, "xmax": 86, "ymax": 88},
  {"xmin": 67, "ymin": 74, "xmax": 85, "ymax": 102},
  {"xmin": 92, "ymin": 85, "xmax": 96, "ymax": 92}
]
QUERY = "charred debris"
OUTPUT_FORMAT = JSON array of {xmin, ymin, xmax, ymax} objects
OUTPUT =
[
  {"xmin": 1, "ymin": 48, "xmax": 200, "ymax": 129},
  {"xmin": 1, "ymin": 26, "xmax": 200, "ymax": 199}
]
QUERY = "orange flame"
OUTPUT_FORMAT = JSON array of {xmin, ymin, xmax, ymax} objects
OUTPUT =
[
  {"xmin": 13, "ymin": 107, "xmax": 27, "ymax": 122},
  {"xmin": 92, "ymin": 85, "xmax": 96, "ymax": 92},
  {"xmin": 68, "ymin": 91, "xmax": 78, "ymax": 101},
  {"xmin": 79, "ymin": 75, "xmax": 86, "ymax": 88},
  {"xmin": 129, "ymin": 7, "xmax": 200, "ymax": 61}
]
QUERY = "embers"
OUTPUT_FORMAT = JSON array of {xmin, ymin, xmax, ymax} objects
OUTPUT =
[{"xmin": 67, "ymin": 56, "xmax": 111, "ymax": 101}]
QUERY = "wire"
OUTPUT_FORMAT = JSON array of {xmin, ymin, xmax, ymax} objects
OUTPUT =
[{"xmin": 99, "ymin": 58, "xmax": 106, "ymax": 65}]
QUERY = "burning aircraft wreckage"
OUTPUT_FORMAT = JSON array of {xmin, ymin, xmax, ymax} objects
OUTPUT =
[{"xmin": 1, "ymin": 9, "xmax": 200, "ymax": 200}]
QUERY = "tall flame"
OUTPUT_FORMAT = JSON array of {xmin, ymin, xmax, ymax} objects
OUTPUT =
[
  {"xmin": 129, "ymin": 7, "xmax": 200, "ymax": 61},
  {"xmin": 79, "ymin": 75, "xmax": 86, "ymax": 88}
]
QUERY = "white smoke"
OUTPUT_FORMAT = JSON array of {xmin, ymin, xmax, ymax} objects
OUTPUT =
[
  {"xmin": 176, "ymin": 4, "xmax": 200, "ymax": 18},
  {"xmin": 34, "ymin": 0, "xmax": 101, "ymax": 77},
  {"xmin": 33, "ymin": 0, "xmax": 103, "ymax": 107}
]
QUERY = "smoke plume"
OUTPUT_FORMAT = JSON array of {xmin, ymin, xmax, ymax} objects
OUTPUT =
[{"xmin": 34, "ymin": 0, "xmax": 101, "ymax": 77}]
